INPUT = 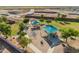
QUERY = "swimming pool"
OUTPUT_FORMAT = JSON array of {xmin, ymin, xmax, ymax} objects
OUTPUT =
[
  {"xmin": 31, "ymin": 20, "xmax": 40, "ymax": 25},
  {"xmin": 42, "ymin": 25, "xmax": 58, "ymax": 34},
  {"xmin": 42, "ymin": 25, "xmax": 59, "ymax": 47}
]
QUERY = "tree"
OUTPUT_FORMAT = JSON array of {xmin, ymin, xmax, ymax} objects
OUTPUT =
[
  {"xmin": 68, "ymin": 28, "xmax": 79, "ymax": 39},
  {"xmin": 19, "ymin": 36, "xmax": 31, "ymax": 48},
  {"xmin": 18, "ymin": 31, "xmax": 31, "ymax": 48},
  {"xmin": 18, "ymin": 31, "xmax": 26, "ymax": 39},
  {"xmin": 18, "ymin": 22, "xmax": 29, "ymax": 35},
  {"xmin": 57, "ymin": 13, "xmax": 60, "ymax": 18},
  {"xmin": 0, "ymin": 23, "xmax": 11, "ymax": 38},
  {"xmin": 73, "ymin": 31, "xmax": 79, "ymax": 38},
  {"xmin": 23, "ymin": 18, "xmax": 29, "ymax": 24},
  {"xmin": 1, "ymin": 16, "xmax": 7, "ymax": 23},
  {"xmin": 41, "ymin": 14, "xmax": 44, "ymax": 18},
  {"xmin": 55, "ymin": 18, "xmax": 63, "ymax": 21},
  {"xmin": 46, "ymin": 20, "xmax": 51, "ymax": 24},
  {"xmin": 61, "ymin": 29, "xmax": 70, "ymax": 42},
  {"xmin": 4, "ymin": 25, "xmax": 11, "ymax": 38},
  {"xmin": 39, "ymin": 15, "xmax": 44, "ymax": 22},
  {"xmin": 60, "ymin": 28, "xmax": 79, "ymax": 42},
  {"xmin": 0, "ymin": 17, "xmax": 3, "ymax": 23},
  {"xmin": 19, "ymin": 23, "xmax": 25, "ymax": 33}
]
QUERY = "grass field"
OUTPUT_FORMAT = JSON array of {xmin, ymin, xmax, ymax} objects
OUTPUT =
[
  {"xmin": 51, "ymin": 21, "xmax": 79, "ymax": 31},
  {"xmin": 10, "ymin": 19, "xmax": 79, "ymax": 36},
  {"xmin": 40, "ymin": 20, "xmax": 79, "ymax": 31},
  {"xmin": 11, "ymin": 20, "xmax": 22, "ymax": 36},
  {"xmin": 11, "ymin": 23, "xmax": 19, "ymax": 36}
]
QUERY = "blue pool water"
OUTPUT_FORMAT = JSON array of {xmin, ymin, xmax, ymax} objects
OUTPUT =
[
  {"xmin": 42, "ymin": 25, "xmax": 58, "ymax": 34},
  {"xmin": 42, "ymin": 25, "xmax": 60, "ymax": 47},
  {"xmin": 31, "ymin": 20, "xmax": 40, "ymax": 25}
]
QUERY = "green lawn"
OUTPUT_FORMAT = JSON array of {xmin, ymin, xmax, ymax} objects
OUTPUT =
[
  {"xmin": 51, "ymin": 21, "xmax": 79, "ymax": 31},
  {"xmin": 11, "ymin": 21, "xmax": 22, "ymax": 36},
  {"xmin": 40, "ymin": 20, "xmax": 79, "ymax": 31},
  {"xmin": 11, "ymin": 23, "xmax": 19, "ymax": 36},
  {"xmin": 11, "ymin": 19, "xmax": 79, "ymax": 36}
]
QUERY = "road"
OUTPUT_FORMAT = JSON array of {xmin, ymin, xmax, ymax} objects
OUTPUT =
[{"xmin": 0, "ymin": 37, "xmax": 24, "ymax": 53}]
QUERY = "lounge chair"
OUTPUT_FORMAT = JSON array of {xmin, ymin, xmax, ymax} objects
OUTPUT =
[{"xmin": 60, "ymin": 22, "xmax": 65, "ymax": 25}]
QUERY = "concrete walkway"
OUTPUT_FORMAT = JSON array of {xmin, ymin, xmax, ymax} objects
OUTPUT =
[
  {"xmin": 28, "ymin": 43, "xmax": 42, "ymax": 53},
  {"xmin": 47, "ymin": 47, "xmax": 55, "ymax": 53}
]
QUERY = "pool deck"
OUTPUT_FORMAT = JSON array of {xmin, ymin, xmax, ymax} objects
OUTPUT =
[
  {"xmin": 27, "ymin": 26, "xmax": 50, "ymax": 52},
  {"xmin": 52, "ymin": 44, "xmax": 64, "ymax": 53}
]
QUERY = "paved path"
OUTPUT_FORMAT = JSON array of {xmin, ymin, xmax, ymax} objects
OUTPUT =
[
  {"xmin": 28, "ymin": 43, "xmax": 42, "ymax": 53},
  {"xmin": 47, "ymin": 47, "xmax": 55, "ymax": 53},
  {"xmin": 27, "ymin": 27, "xmax": 50, "ymax": 52},
  {"xmin": 2, "ymin": 48, "xmax": 10, "ymax": 53}
]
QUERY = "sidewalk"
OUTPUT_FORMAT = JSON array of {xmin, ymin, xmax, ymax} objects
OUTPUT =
[
  {"xmin": 28, "ymin": 43, "xmax": 42, "ymax": 53},
  {"xmin": 47, "ymin": 47, "xmax": 55, "ymax": 53}
]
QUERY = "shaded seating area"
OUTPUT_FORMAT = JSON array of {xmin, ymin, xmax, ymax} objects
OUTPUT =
[
  {"xmin": 43, "ymin": 36, "xmax": 52, "ymax": 46},
  {"xmin": 48, "ymin": 34, "xmax": 61, "ymax": 47},
  {"xmin": 40, "ymin": 24, "xmax": 45, "ymax": 26},
  {"xmin": 42, "ymin": 25, "xmax": 61, "ymax": 47},
  {"xmin": 43, "ymin": 34, "xmax": 61, "ymax": 48},
  {"xmin": 31, "ymin": 26, "xmax": 40, "ymax": 30}
]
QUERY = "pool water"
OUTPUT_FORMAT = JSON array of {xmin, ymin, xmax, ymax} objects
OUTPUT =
[
  {"xmin": 31, "ymin": 20, "xmax": 40, "ymax": 25},
  {"xmin": 42, "ymin": 25, "xmax": 59, "ymax": 47},
  {"xmin": 42, "ymin": 25, "xmax": 58, "ymax": 34}
]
